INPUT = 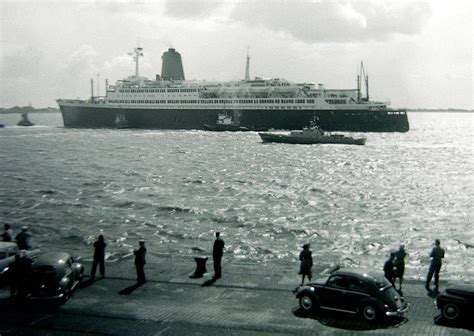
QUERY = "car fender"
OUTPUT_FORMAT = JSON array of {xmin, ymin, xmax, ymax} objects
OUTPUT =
[
  {"xmin": 296, "ymin": 286, "xmax": 319, "ymax": 300},
  {"xmin": 59, "ymin": 276, "xmax": 71, "ymax": 290},
  {"xmin": 437, "ymin": 293, "xmax": 467, "ymax": 305},
  {"xmin": 359, "ymin": 297, "xmax": 384, "ymax": 311}
]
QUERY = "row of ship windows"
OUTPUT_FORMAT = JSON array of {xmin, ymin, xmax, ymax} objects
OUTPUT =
[
  {"xmin": 118, "ymin": 88, "xmax": 198, "ymax": 93},
  {"xmin": 325, "ymin": 99, "xmax": 348, "ymax": 104},
  {"xmin": 106, "ymin": 99, "xmax": 321, "ymax": 104},
  {"xmin": 116, "ymin": 88, "xmax": 349, "ymax": 98}
]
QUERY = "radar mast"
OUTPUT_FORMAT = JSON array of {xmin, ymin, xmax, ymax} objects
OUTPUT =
[{"xmin": 129, "ymin": 46, "xmax": 144, "ymax": 77}]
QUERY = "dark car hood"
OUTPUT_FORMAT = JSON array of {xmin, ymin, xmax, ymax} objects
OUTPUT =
[{"xmin": 445, "ymin": 285, "xmax": 474, "ymax": 300}]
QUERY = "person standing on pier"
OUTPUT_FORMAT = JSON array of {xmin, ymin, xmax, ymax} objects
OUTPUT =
[
  {"xmin": 2, "ymin": 223, "xmax": 12, "ymax": 242},
  {"xmin": 394, "ymin": 244, "xmax": 407, "ymax": 290},
  {"xmin": 15, "ymin": 226, "xmax": 32, "ymax": 250},
  {"xmin": 213, "ymin": 232, "xmax": 225, "ymax": 279},
  {"xmin": 383, "ymin": 252, "xmax": 396, "ymax": 287},
  {"xmin": 425, "ymin": 239, "xmax": 445, "ymax": 292},
  {"xmin": 298, "ymin": 243, "xmax": 313, "ymax": 286},
  {"xmin": 134, "ymin": 240, "xmax": 147, "ymax": 285},
  {"xmin": 91, "ymin": 235, "xmax": 107, "ymax": 279}
]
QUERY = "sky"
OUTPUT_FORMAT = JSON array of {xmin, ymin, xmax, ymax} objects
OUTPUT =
[{"xmin": 0, "ymin": 0, "xmax": 472, "ymax": 109}]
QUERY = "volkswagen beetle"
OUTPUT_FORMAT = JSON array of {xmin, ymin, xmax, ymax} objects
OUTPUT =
[{"xmin": 295, "ymin": 267, "xmax": 409, "ymax": 321}]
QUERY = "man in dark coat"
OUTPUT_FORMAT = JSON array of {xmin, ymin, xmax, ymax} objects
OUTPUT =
[
  {"xmin": 16, "ymin": 226, "xmax": 32, "ymax": 250},
  {"xmin": 91, "ymin": 235, "xmax": 107, "ymax": 279},
  {"xmin": 9, "ymin": 252, "xmax": 33, "ymax": 298},
  {"xmin": 2, "ymin": 223, "xmax": 12, "ymax": 242},
  {"xmin": 134, "ymin": 240, "xmax": 147, "ymax": 285},
  {"xmin": 426, "ymin": 239, "xmax": 445, "ymax": 292},
  {"xmin": 383, "ymin": 252, "xmax": 396, "ymax": 287},
  {"xmin": 212, "ymin": 232, "xmax": 225, "ymax": 279},
  {"xmin": 394, "ymin": 244, "xmax": 407, "ymax": 290}
]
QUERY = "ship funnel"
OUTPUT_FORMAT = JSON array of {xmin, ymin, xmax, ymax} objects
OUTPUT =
[{"xmin": 161, "ymin": 48, "xmax": 185, "ymax": 80}]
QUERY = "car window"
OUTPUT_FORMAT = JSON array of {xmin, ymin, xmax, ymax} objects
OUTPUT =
[
  {"xmin": 0, "ymin": 251, "xmax": 6, "ymax": 259},
  {"xmin": 327, "ymin": 275, "xmax": 349, "ymax": 289},
  {"xmin": 347, "ymin": 277, "xmax": 370, "ymax": 294}
]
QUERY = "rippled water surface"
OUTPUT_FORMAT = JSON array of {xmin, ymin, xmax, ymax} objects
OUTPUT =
[{"xmin": 0, "ymin": 112, "xmax": 473, "ymax": 281}]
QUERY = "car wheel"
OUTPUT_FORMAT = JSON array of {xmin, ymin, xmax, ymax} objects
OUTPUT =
[
  {"xmin": 361, "ymin": 303, "xmax": 379, "ymax": 322},
  {"xmin": 299, "ymin": 295, "xmax": 317, "ymax": 312},
  {"xmin": 442, "ymin": 303, "xmax": 460, "ymax": 321}
]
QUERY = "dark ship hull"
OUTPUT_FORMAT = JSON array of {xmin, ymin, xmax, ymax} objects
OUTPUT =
[
  {"xmin": 59, "ymin": 105, "xmax": 409, "ymax": 132},
  {"xmin": 259, "ymin": 132, "xmax": 366, "ymax": 145}
]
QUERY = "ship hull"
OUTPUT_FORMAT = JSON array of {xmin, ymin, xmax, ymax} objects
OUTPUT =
[{"xmin": 58, "ymin": 104, "xmax": 409, "ymax": 132}]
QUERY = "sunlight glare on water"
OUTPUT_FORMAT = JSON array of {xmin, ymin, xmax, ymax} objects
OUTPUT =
[{"xmin": 0, "ymin": 112, "xmax": 472, "ymax": 281}]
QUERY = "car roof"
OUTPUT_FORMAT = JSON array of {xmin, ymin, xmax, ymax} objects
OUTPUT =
[
  {"xmin": 333, "ymin": 267, "xmax": 385, "ymax": 281},
  {"xmin": 0, "ymin": 242, "xmax": 18, "ymax": 250},
  {"xmin": 34, "ymin": 252, "xmax": 71, "ymax": 266}
]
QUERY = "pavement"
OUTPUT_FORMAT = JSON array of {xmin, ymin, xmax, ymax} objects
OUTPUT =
[{"xmin": 0, "ymin": 254, "xmax": 472, "ymax": 335}]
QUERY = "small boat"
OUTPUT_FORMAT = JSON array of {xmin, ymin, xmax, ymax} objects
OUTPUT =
[
  {"xmin": 204, "ymin": 113, "xmax": 251, "ymax": 132},
  {"xmin": 17, "ymin": 113, "xmax": 35, "ymax": 126},
  {"xmin": 114, "ymin": 113, "xmax": 129, "ymax": 129},
  {"xmin": 259, "ymin": 121, "xmax": 366, "ymax": 145}
]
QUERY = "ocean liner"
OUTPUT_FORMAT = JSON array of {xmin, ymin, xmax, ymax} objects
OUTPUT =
[{"xmin": 57, "ymin": 47, "xmax": 409, "ymax": 132}]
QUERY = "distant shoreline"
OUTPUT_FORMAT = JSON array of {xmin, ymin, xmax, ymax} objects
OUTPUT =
[
  {"xmin": 407, "ymin": 109, "xmax": 473, "ymax": 113},
  {"xmin": 0, "ymin": 107, "xmax": 59, "ymax": 114}
]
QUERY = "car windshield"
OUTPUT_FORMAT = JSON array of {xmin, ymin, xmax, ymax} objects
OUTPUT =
[{"xmin": 0, "ymin": 252, "xmax": 6, "ymax": 259}]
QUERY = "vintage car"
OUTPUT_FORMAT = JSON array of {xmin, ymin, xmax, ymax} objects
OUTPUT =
[
  {"xmin": 0, "ymin": 242, "xmax": 40, "ymax": 284},
  {"xmin": 295, "ymin": 267, "xmax": 409, "ymax": 321},
  {"xmin": 436, "ymin": 285, "xmax": 474, "ymax": 322},
  {"xmin": 25, "ymin": 252, "xmax": 84, "ymax": 303}
]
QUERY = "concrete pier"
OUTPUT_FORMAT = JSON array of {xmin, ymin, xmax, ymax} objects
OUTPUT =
[{"xmin": 0, "ymin": 255, "xmax": 472, "ymax": 335}]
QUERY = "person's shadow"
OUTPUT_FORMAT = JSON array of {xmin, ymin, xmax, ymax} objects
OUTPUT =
[
  {"xmin": 119, "ymin": 283, "xmax": 142, "ymax": 295},
  {"xmin": 201, "ymin": 278, "xmax": 217, "ymax": 287},
  {"xmin": 79, "ymin": 276, "xmax": 102, "ymax": 289}
]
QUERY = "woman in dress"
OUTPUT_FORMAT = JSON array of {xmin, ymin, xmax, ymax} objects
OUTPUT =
[{"xmin": 299, "ymin": 243, "xmax": 313, "ymax": 286}]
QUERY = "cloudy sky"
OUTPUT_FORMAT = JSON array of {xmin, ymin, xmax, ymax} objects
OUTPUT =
[{"xmin": 0, "ymin": 0, "xmax": 472, "ymax": 109}]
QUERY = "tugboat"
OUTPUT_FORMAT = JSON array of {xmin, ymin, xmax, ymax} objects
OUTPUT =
[
  {"xmin": 259, "ymin": 121, "xmax": 366, "ymax": 145},
  {"xmin": 17, "ymin": 113, "xmax": 35, "ymax": 126},
  {"xmin": 204, "ymin": 112, "xmax": 251, "ymax": 132}
]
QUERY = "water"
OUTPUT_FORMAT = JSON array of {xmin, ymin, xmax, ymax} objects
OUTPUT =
[{"xmin": 0, "ymin": 112, "xmax": 473, "ymax": 281}]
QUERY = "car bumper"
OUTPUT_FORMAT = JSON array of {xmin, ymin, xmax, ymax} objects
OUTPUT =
[
  {"xmin": 385, "ymin": 303, "xmax": 410, "ymax": 317},
  {"xmin": 26, "ymin": 292, "xmax": 66, "ymax": 300}
]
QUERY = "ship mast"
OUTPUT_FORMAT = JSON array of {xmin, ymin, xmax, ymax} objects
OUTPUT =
[
  {"xmin": 359, "ymin": 61, "xmax": 369, "ymax": 102},
  {"xmin": 129, "ymin": 46, "xmax": 144, "ymax": 77},
  {"xmin": 245, "ymin": 48, "xmax": 250, "ymax": 81}
]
